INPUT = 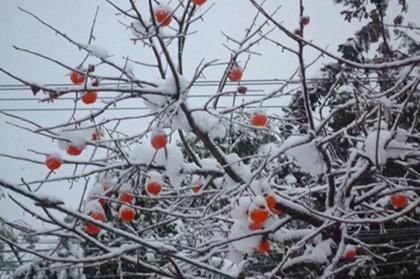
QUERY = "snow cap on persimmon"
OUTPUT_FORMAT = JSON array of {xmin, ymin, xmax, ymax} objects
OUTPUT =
[
  {"xmin": 146, "ymin": 171, "xmax": 163, "ymax": 195},
  {"xmin": 250, "ymin": 109, "xmax": 268, "ymax": 128}
]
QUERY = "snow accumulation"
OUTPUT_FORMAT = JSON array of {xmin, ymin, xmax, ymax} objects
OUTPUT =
[
  {"xmin": 285, "ymin": 174, "xmax": 297, "ymax": 184},
  {"xmin": 146, "ymin": 171, "xmax": 163, "ymax": 184},
  {"xmin": 229, "ymin": 220, "xmax": 262, "ymax": 254},
  {"xmin": 201, "ymin": 158, "xmax": 222, "ymax": 170},
  {"xmin": 119, "ymin": 183, "xmax": 133, "ymax": 193},
  {"xmin": 224, "ymin": 153, "xmax": 252, "ymax": 183},
  {"xmin": 281, "ymin": 136, "xmax": 325, "ymax": 176},
  {"xmin": 344, "ymin": 244, "xmax": 356, "ymax": 255},
  {"xmin": 273, "ymin": 228, "xmax": 313, "ymax": 243},
  {"xmin": 282, "ymin": 238, "xmax": 334, "ymax": 270},
  {"xmin": 210, "ymin": 256, "xmax": 246, "ymax": 277},
  {"xmin": 143, "ymin": 74, "xmax": 189, "ymax": 113},
  {"xmin": 258, "ymin": 135, "xmax": 325, "ymax": 176},
  {"xmin": 149, "ymin": 241, "xmax": 177, "ymax": 254},
  {"xmin": 130, "ymin": 141, "xmax": 185, "ymax": 188},
  {"xmin": 35, "ymin": 193, "xmax": 64, "ymax": 205},
  {"xmin": 81, "ymin": 43, "xmax": 111, "ymax": 59},
  {"xmin": 250, "ymin": 177, "xmax": 271, "ymax": 195},
  {"xmin": 364, "ymin": 129, "xmax": 414, "ymax": 165},
  {"xmin": 192, "ymin": 110, "xmax": 227, "ymax": 139},
  {"xmin": 87, "ymin": 182, "xmax": 108, "ymax": 200},
  {"xmin": 231, "ymin": 196, "xmax": 252, "ymax": 220},
  {"xmin": 250, "ymin": 195, "xmax": 267, "ymax": 210},
  {"xmin": 68, "ymin": 241, "xmax": 84, "ymax": 259},
  {"xmin": 83, "ymin": 200, "xmax": 104, "ymax": 214},
  {"xmin": 13, "ymin": 263, "xmax": 37, "ymax": 278},
  {"xmin": 57, "ymin": 128, "xmax": 93, "ymax": 150}
]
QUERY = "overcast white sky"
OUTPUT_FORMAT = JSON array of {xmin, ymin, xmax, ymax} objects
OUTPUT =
[{"xmin": 0, "ymin": 0, "xmax": 419, "ymax": 228}]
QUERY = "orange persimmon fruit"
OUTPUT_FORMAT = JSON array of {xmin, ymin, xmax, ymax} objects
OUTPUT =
[
  {"xmin": 119, "ymin": 206, "xmax": 135, "ymax": 222},
  {"xmin": 45, "ymin": 154, "xmax": 62, "ymax": 170},
  {"xmin": 249, "ymin": 207, "xmax": 269, "ymax": 224},
  {"xmin": 155, "ymin": 7, "xmax": 172, "ymax": 26},
  {"xmin": 70, "ymin": 70, "xmax": 85, "ymax": 85},
  {"xmin": 85, "ymin": 211, "xmax": 106, "ymax": 235},
  {"xmin": 151, "ymin": 131, "xmax": 168, "ymax": 150},
  {"xmin": 81, "ymin": 91, "xmax": 97, "ymax": 105},
  {"xmin": 251, "ymin": 112, "xmax": 268, "ymax": 128},
  {"xmin": 391, "ymin": 193, "xmax": 408, "ymax": 209},
  {"xmin": 192, "ymin": 0, "xmax": 207, "ymax": 5},
  {"xmin": 228, "ymin": 66, "xmax": 243, "ymax": 82},
  {"xmin": 255, "ymin": 239, "xmax": 270, "ymax": 253},
  {"xmin": 66, "ymin": 144, "xmax": 83, "ymax": 156},
  {"xmin": 147, "ymin": 181, "xmax": 162, "ymax": 196}
]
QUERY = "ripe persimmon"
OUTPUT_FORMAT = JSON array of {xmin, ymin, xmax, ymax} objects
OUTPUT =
[
  {"xmin": 155, "ymin": 7, "xmax": 172, "ymax": 26},
  {"xmin": 391, "ymin": 193, "xmax": 408, "ymax": 209},
  {"xmin": 147, "ymin": 181, "xmax": 161, "ymax": 196},
  {"xmin": 249, "ymin": 207, "xmax": 269, "ymax": 224},
  {"xmin": 248, "ymin": 222, "xmax": 263, "ymax": 231},
  {"xmin": 265, "ymin": 195, "xmax": 282, "ymax": 215},
  {"xmin": 151, "ymin": 130, "xmax": 167, "ymax": 150},
  {"xmin": 192, "ymin": 183, "xmax": 201, "ymax": 193},
  {"xmin": 81, "ymin": 91, "xmax": 97, "ymax": 105},
  {"xmin": 344, "ymin": 247, "xmax": 357, "ymax": 260},
  {"xmin": 70, "ymin": 70, "xmax": 85, "ymax": 85},
  {"xmin": 192, "ymin": 0, "xmax": 207, "ymax": 5},
  {"xmin": 255, "ymin": 239, "xmax": 270, "ymax": 253},
  {"xmin": 66, "ymin": 144, "xmax": 83, "ymax": 156},
  {"xmin": 119, "ymin": 206, "xmax": 135, "ymax": 222},
  {"xmin": 45, "ymin": 154, "xmax": 62, "ymax": 170},
  {"xmin": 119, "ymin": 192, "xmax": 134, "ymax": 204},
  {"xmin": 251, "ymin": 112, "xmax": 268, "ymax": 128},
  {"xmin": 85, "ymin": 211, "xmax": 106, "ymax": 235},
  {"xmin": 228, "ymin": 66, "xmax": 243, "ymax": 82}
]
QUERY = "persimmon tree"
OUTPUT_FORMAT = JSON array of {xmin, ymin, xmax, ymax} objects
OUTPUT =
[{"xmin": 0, "ymin": 0, "xmax": 420, "ymax": 278}]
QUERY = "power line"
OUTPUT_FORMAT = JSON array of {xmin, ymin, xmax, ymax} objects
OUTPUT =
[
  {"xmin": 0, "ymin": 77, "xmax": 394, "ymax": 91},
  {"xmin": 0, "ymin": 105, "xmax": 291, "ymax": 112}
]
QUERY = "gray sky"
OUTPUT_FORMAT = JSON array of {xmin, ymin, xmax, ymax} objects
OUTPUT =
[{"xmin": 0, "ymin": 0, "xmax": 418, "ymax": 228}]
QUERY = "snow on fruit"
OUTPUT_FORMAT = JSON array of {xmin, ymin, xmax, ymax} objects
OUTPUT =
[
  {"xmin": 45, "ymin": 153, "xmax": 62, "ymax": 170},
  {"xmin": 191, "ymin": 176, "xmax": 203, "ymax": 193},
  {"xmin": 251, "ymin": 111, "xmax": 268, "ymax": 128},
  {"xmin": 84, "ymin": 201, "xmax": 106, "ymax": 235},
  {"xmin": 146, "ymin": 172, "xmax": 162, "ymax": 196},
  {"xmin": 119, "ymin": 184, "xmax": 134, "ymax": 204},
  {"xmin": 87, "ymin": 181, "xmax": 112, "ymax": 207},
  {"xmin": 154, "ymin": 5, "xmax": 172, "ymax": 26},
  {"xmin": 343, "ymin": 245, "xmax": 357, "ymax": 260}
]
